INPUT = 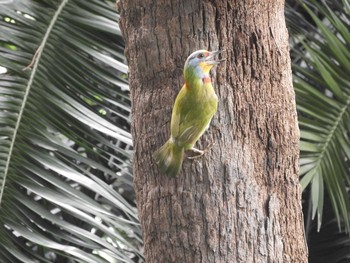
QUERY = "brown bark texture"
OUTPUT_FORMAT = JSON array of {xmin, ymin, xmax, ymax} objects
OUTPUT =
[{"xmin": 119, "ymin": 0, "xmax": 308, "ymax": 262}]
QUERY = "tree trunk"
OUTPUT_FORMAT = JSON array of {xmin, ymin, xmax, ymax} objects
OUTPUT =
[{"xmin": 119, "ymin": 0, "xmax": 308, "ymax": 262}]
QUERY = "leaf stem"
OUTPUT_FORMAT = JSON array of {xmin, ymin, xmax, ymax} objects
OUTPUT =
[{"xmin": 0, "ymin": 0, "xmax": 69, "ymax": 205}]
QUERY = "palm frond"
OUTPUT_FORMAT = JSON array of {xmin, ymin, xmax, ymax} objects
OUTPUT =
[
  {"xmin": 288, "ymin": 0, "xmax": 350, "ymax": 233},
  {"xmin": 0, "ymin": 0, "xmax": 142, "ymax": 262}
]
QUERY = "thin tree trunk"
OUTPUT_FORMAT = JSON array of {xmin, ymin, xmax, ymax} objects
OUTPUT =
[{"xmin": 119, "ymin": 0, "xmax": 308, "ymax": 262}]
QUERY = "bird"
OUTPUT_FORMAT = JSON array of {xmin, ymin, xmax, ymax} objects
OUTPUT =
[{"xmin": 153, "ymin": 49, "xmax": 223, "ymax": 177}]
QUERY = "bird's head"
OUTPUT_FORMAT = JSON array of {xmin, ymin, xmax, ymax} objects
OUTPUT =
[{"xmin": 184, "ymin": 49, "xmax": 224, "ymax": 81}]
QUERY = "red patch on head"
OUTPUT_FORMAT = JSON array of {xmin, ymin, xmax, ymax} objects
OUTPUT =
[{"xmin": 204, "ymin": 52, "xmax": 209, "ymax": 57}]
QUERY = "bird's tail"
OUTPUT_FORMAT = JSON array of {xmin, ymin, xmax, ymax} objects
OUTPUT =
[{"xmin": 153, "ymin": 140, "xmax": 184, "ymax": 177}]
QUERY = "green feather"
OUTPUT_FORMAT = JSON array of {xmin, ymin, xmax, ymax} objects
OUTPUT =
[{"xmin": 153, "ymin": 140, "xmax": 184, "ymax": 177}]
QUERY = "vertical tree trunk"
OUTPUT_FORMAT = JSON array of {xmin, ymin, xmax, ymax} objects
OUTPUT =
[{"xmin": 119, "ymin": 0, "xmax": 308, "ymax": 262}]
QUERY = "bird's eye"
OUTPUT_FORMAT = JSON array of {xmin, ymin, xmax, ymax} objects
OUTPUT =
[{"xmin": 197, "ymin": 53, "xmax": 204, "ymax": 59}]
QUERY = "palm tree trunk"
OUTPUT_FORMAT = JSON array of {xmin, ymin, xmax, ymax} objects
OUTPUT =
[{"xmin": 119, "ymin": 0, "xmax": 308, "ymax": 262}]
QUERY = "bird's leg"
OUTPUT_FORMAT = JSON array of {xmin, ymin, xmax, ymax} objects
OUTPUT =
[
  {"xmin": 187, "ymin": 143, "xmax": 215, "ymax": 159},
  {"xmin": 187, "ymin": 148, "xmax": 204, "ymax": 159}
]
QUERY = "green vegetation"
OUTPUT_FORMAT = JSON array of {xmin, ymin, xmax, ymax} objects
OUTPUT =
[
  {"xmin": 0, "ymin": 1, "xmax": 141, "ymax": 262},
  {"xmin": 288, "ymin": 0, "xmax": 350, "ymax": 261}
]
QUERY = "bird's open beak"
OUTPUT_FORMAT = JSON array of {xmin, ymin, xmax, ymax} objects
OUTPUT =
[{"xmin": 205, "ymin": 50, "xmax": 225, "ymax": 65}]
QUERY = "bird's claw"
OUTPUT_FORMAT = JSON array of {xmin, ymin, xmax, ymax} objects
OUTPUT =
[{"xmin": 187, "ymin": 143, "xmax": 215, "ymax": 159}]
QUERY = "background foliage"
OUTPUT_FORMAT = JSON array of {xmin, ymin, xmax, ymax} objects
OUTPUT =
[
  {"xmin": 1, "ymin": 0, "xmax": 350, "ymax": 262},
  {"xmin": 0, "ymin": 0, "xmax": 142, "ymax": 262},
  {"xmin": 287, "ymin": 0, "xmax": 350, "ymax": 261}
]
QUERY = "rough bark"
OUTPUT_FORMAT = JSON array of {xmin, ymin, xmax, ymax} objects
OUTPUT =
[{"xmin": 119, "ymin": 0, "xmax": 308, "ymax": 262}]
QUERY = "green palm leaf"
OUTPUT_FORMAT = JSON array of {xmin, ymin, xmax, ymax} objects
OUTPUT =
[
  {"xmin": 0, "ymin": 0, "xmax": 142, "ymax": 262},
  {"xmin": 289, "ymin": 0, "xmax": 350, "ymax": 233}
]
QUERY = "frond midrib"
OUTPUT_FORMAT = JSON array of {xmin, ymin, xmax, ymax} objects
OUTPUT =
[
  {"xmin": 304, "ymin": 95, "xmax": 350, "ymax": 182},
  {"xmin": 313, "ymin": 95, "xmax": 350, "ymax": 169},
  {"xmin": 0, "ymin": 0, "xmax": 70, "ymax": 204}
]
